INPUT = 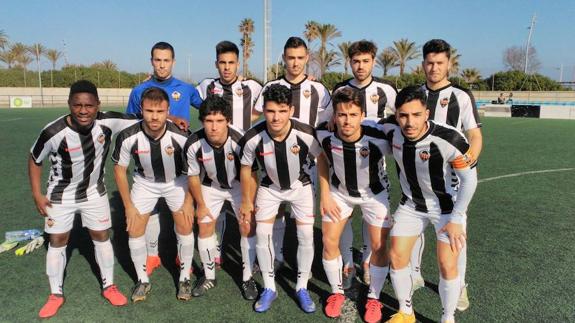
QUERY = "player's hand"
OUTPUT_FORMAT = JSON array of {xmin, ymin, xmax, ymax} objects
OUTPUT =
[
  {"xmin": 168, "ymin": 116, "xmax": 189, "ymax": 131},
  {"xmin": 33, "ymin": 194, "xmax": 52, "ymax": 217},
  {"xmin": 195, "ymin": 204, "xmax": 214, "ymax": 222},
  {"xmin": 440, "ymin": 222, "xmax": 466, "ymax": 253},
  {"xmin": 125, "ymin": 205, "xmax": 140, "ymax": 232},
  {"xmin": 240, "ymin": 202, "xmax": 255, "ymax": 224},
  {"xmin": 306, "ymin": 74, "xmax": 317, "ymax": 81},
  {"xmin": 320, "ymin": 194, "xmax": 341, "ymax": 222},
  {"xmin": 178, "ymin": 202, "xmax": 195, "ymax": 227},
  {"xmin": 327, "ymin": 118, "xmax": 336, "ymax": 132}
]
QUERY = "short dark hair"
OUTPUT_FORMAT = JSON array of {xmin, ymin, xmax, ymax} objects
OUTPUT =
[
  {"xmin": 199, "ymin": 96, "xmax": 232, "ymax": 122},
  {"xmin": 69, "ymin": 80, "xmax": 99, "ymax": 101},
  {"xmin": 151, "ymin": 41, "xmax": 175, "ymax": 59},
  {"xmin": 395, "ymin": 86, "xmax": 428, "ymax": 110},
  {"xmin": 140, "ymin": 87, "xmax": 169, "ymax": 106},
  {"xmin": 332, "ymin": 87, "xmax": 362, "ymax": 112},
  {"xmin": 422, "ymin": 39, "xmax": 451, "ymax": 59},
  {"xmin": 263, "ymin": 84, "xmax": 292, "ymax": 107},
  {"xmin": 348, "ymin": 40, "xmax": 377, "ymax": 59},
  {"xmin": 283, "ymin": 37, "xmax": 308, "ymax": 52},
  {"xmin": 216, "ymin": 41, "xmax": 239, "ymax": 58}
]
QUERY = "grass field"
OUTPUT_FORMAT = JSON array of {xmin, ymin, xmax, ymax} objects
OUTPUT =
[{"xmin": 0, "ymin": 107, "xmax": 574, "ymax": 322}]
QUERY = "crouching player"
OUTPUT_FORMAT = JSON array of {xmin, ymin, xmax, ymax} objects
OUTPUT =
[
  {"xmin": 185, "ymin": 96, "xmax": 259, "ymax": 300},
  {"xmin": 383, "ymin": 86, "xmax": 477, "ymax": 323},
  {"xmin": 316, "ymin": 87, "xmax": 392, "ymax": 322},
  {"xmin": 112, "ymin": 87, "xmax": 194, "ymax": 302}
]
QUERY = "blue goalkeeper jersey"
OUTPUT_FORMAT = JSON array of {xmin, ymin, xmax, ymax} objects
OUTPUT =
[{"xmin": 126, "ymin": 76, "xmax": 203, "ymax": 121}]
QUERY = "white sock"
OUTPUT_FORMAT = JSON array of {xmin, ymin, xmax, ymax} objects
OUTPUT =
[
  {"xmin": 176, "ymin": 232, "xmax": 195, "ymax": 282},
  {"xmin": 198, "ymin": 234, "xmax": 217, "ymax": 280},
  {"xmin": 128, "ymin": 236, "xmax": 149, "ymax": 283},
  {"xmin": 390, "ymin": 267, "xmax": 413, "ymax": 315},
  {"xmin": 93, "ymin": 239, "xmax": 115, "ymax": 288},
  {"xmin": 46, "ymin": 244, "xmax": 66, "ymax": 295},
  {"xmin": 145, "ymin": 213, "xmax": 160, "ymax": 256},
  {"xmin": 361, "ymin": 221, "xmax": 372, "ymax": 264},
  {"xmin": 459, "ymin": 220, "xmax": 468, "ymax": 287},
  {"xmin": 322, "ymin": 256, "xmax": 344, "ymax": 294},
  {"xmin": 256, "ymin": 222, "xmax": 276, "ymax": 291},
  {"xmin": 439, "ymin": 276, "xmax": 460, "ymax": 322},
  {"xmin": 215, "ymin": 213, "xmax": 226, "ymax": 260},
  {"xmin": 295, "ymin": 225, "xmax": 314, "ymax": 291},
  {"xmin": 272, "ymin": 216, "xmax": 286, "ymax": 263},
  {"xmin": 240, "ymin": 236, "xmax": 257, "ymax": 281},
  {"xmin": 368, "ymin": 264, "xmax": 389, "ymax": 299},
  {"xmin": 410, "ymin": 233, "xmax": 425, "ymax": 279},
  {"xmin": 340, "ymin": 220, "xmax": 354, "ymax": 269}
]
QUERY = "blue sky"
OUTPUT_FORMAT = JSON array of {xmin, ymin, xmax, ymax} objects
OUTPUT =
[{"xmin": 3, "ymin": 0, "xmax": 574, "ymax": 83}]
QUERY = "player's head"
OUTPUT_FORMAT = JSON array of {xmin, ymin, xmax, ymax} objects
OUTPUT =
[
  {"xmin": 215, "ymin": 41, "xmax": 240, "ymax": 84},
  {"xmin": 283, "ymin": 37, "xmax": 309, "ymax": 79},
  {"xmin": 68, "ymin": 80, "xmax": 100, "ymax": 129},
  {"xmin": 395, "ymin": 85, "xmax": 429, "ymax": 141},
  {"xmin": 348, "ymin": 40, "xmax": 377, "ymax": 83},
  {"xmin": 141, "ymin": 86, "xmax": 170, "ymax": 133},
  {"xmin": 422, "ymin": 39, "xmax": 451, "ymax": 86},
  {"xmin": 332, "ymin": 87, "xmax": 364, "ymax": 140},
  {"xmin": 262, "ymin": 84, "xmax": 294, "ymax": 135},
  {"xmin": 199, "ymin": 96, "xmax": 231, "ymax": 146},
  {"xmin": 151, "ymin": 41, "xmax": 175, "ymax": 80}
]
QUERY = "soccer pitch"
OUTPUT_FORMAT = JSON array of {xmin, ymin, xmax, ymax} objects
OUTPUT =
[{"xmin": 0, "ymin": 108, "xmax": 574, "ymax": 322}]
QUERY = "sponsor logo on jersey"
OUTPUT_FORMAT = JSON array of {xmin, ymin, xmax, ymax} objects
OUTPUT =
[
  {"xmin": 98, "ymin": 218, "xmax": 110, "ymax": 223},
  {"xmin": 227, "ymin": 152, "xmax": 235, "ymax": 161},
  {"xmin": 440, "ymin": 97, "xmax": 449, "ymax": 108},
  {"xmin": 360, "ymin": 146, "xmax": 370, "ymax": 158},
  {"xmin": 290, "ymin": 144, "xmax": 301, "ymax": 155},
  {"xmin": 392, "ymin": 144, "xmax": 402, "ymax": 150},
  {"xmin": 134, "ymin": 150, "xmax": 150, "ymax": 154},
  {"xmin": 303, "ymin": 89, "xmax": 311, "ymax": 99},
  {"xmin": 258, "ymin": 151, "xmax": 274, "ymax": 156},
  {"xmin": 331, "ymin": 145, "xmax": 343, "ymax": 152},
  {"xmin": 172, "ymin": 91, "xmax": 182, "ymax": 101},
  {"xmin": 46, "ymin": 218, "xmax": 55, "ymax": 227},
  {"xmin": 97, "ymin": 133, "xmax": 106, "ymax": 144},
  {"xmin": 165, "ymin": 145, "xmax": 174, "ymax": 156},
  {"xmin": 419, "ymin": 150, "xmax": 430, "ymax": 161},
  {"xmin": 370, "ymin": 93, "xmax": 379, "ymax": 104},
  {"xmin": 198, "ymin": 157, "xmax": 213, "ymax": 162},
  {"xmin": 64, "ymin": 146, "xmax": 82, "ymax": 153},
  {"xmin": 235, "ymin": 88, "xmax": 243, "ymax": 96},
  {"xmin": 211, "ymin": 87, "xmax": 224, "ymax": 96}
]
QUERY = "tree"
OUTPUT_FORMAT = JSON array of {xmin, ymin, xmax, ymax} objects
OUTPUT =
[
  {"xmin": 238, "ymin": 18, "xmax": 255, "ymax": 75},
  {"xmin": 449, "ymin": 48, "xmax": 461, "ymax": 76},
  {"xmin": 311, "ymin": 23, "xmax": 341, "ymax": 78},
  {"xmin": 411, "ymin": 65, "xmax": 425, "ymax": 77},
  {"xmin": 45, "ymin": 49, "xmax": 63, "ymax": 87},
  {"xmin": 28, "ymin": 43, "xmax": 46, "ymax": 90},
  {"xmin": 18, "ymin": 55, "xmax": 32, "ymax": 87},
  {"xmin": 303, "ymin": 21, "xmax": 320, "ymax": 44},
  {"xmin": 391, "ymin": 38, "xmax": 420, "ymax": 76},
  {"xmin": 0, "ymin": 50, "xmax": 16, "ymax": 68},
  {"xmin": 10, "ymin": 42, "xmax": 28, "ymax": 68},
  {"xmin": 503, "ymin": 45, "xmax": 541, "ymax": 73},
  {"xmin": 315, "ymin": 49, "xmax": 341, "ymax": 76},
  {"xmin": 91, "ymin": 59, "xmax": 118, "ymax": 71},
  {"xmin": 337, "ymin": 41, "xmax": 351, "ymax": 75},
  {"xmin": 461, "ymin": 68, "xmax": 481, "ymax": 89},
  {"xmin": 376, "ymin": 47, "xmax": 398, "ymax": 77},
  {"xmin": 0, "ymin": 30, "xmax": 8, "ymax": 50},
  {"xmin": 267, "ymin": 62, "xmax": 285, "ymax": 81}
]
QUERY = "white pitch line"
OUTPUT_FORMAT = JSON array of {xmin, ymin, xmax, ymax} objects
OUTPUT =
[
  {"xmin": 0, "ymin": 118, "xmax": 23, "ymax": 122},
  {"xmin": 478, "ymin": 168, "xmax": 575, "ymax": 183}
]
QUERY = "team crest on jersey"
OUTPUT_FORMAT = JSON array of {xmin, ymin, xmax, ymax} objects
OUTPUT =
[
  {"xmin": 46, "ymin": 218, "xmax": 55, "ymax": 227},
  {"xmin": 227, "ymin": 152, "xmax": 235, "ymax": 161},
  {"xmin": 303, "ymin": 89, "xmax": 311, "ymax": 99},
  {"xmin": 235, "ymin": 88, "xmax": 243, "ymax": 96},
  {"xmin": 440, "ymin": 97, "xmax": 449, "ymax": 108},
  {"xmin": 290, "ymin": 144, "xmax": 301, "ymax": 155},
  {"xmin": 419, "ymin": 150, "xmax": 430, "ymax": 161},
  {"xmin": 97, "ymin": 133, "xmax": 106, "ymax": 144},
  {"xmin": 172, "ymin": 91, "xmax": 182, "ymax": 101},
  {"xmin": 165, "ymin": 145, "xmax": 174, "ymax": 156},
  {"xmin": 370, "ymin": 93, "xmax": 379, "ymax": 104},
  {"xmin": 359, "ymin": 146, "xmax": 370, "ymax": 158}
]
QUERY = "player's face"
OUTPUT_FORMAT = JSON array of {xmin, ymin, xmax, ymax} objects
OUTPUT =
[
  {"xmin": 350, "ymin": 53, "xmax": 375, "ymax": 82},
  {"xmin": 396, "ymin": 100, "xmax": 430, "ymax": 141},
  {"xmin": 334, "ymin": 102, "xmax": 364, "ymax": 141},
  {"xmin": 263, "ymin": 101, "xmax": 294, "ymax": 135},
  {"xmin": 203, "ymin": 112, "xmax": 229, "ymax": 146},
  {"xmin": 423, "ymin": 52, "xmax": 450, "ymax": 85},
  {"xmin": 283, "ymin": 46, "xmax": 308, "ymax": 78},
  {"xmin": 151, "ymin": 49, "xmax": 175, "ymax": 80},
  {"xmin": 216, "ymin": 52, "xmax": 239, "ymax": 84},
  {"xmin": 142, "ymin": 99, "xmax": 169, "ymax": 133},
  {"xmin": 68, "ymin": 93, "xmax": 100, "ymax": 128}
]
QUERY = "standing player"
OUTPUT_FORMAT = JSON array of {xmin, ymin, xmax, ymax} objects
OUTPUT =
[
  {"xmin": 126, "ymin": 41, "xmax": 203, "ymax": 276},
  {"xmin": 316, "ymin": 88, "xmax": 392, "ymax": 323},
  {"xmin": 185, "ymin": 96, "xmax": 259, "ymax": 300},
  {"xmin": 409, "ymin": 39, "xmax": 483, "ymax": 311},
  {"xmin": 112, "ymin": 87, "xmax": 195, "ymax": 302},
  {"xmin": 29, "ymin": 80, "xmax": 138, "ymax": 318},
  {"xmin": 240, "ymin": 84, "xmax": 323, "ymax": 313},
  {"xmin": 383, "ymin": 86, "xmax": 477, "ymax": 323},
  {"xmin": 253, "ymin": 36, "xmax": 331, "ymax": 271},
  {"xmin": 196, "ymin": 41, "xmax": 262, "ymax": 269},
  {"xmin": 331, "ymin": 40, "xmax": 397, "ymax": 287}
]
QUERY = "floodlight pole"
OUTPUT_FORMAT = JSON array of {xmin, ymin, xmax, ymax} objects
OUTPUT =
[
  {"xmin": 263, "ymin": 0, "xmax": 271, "ymax": 83},
  {"xmin": 524, "ymin": 13, "xmax": 536, "ymax": 74}
]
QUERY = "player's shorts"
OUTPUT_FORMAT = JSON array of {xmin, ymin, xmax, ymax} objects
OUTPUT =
[
  {"xmin": 391, "ymin": 204, "xmax": 467, "ymax": 244},
  {"xmin": 322, "ymin": 189, "xmax": 392, "ymax": 228},
  {"xmin": 199, "ymin": 184, "xmax": 242, "ymax": 224},
  {"xmin": 131, "ymin": 175, "xmax": 187, "ymax": 215},
  {"xmin": 44, "ymin": 194, "xmax": 111, "ymax": 234},
  {"xmin": 255, "ymin": 184, "xmax": 315, "ymax": 224}
]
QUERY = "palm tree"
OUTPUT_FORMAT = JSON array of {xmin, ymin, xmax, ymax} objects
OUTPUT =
[
  {"xmin": 238, "ymin": 18, "xmax": 255, "ymax": 75},
  {"xmin": 19, "ymin": 55, "xmax": 32, "ymax": 87},
  {"xmin": 91, "ymin": 59, "xmax": 118, "ymax": 70},
  {"xmin": 411, "ymin": 65, "xmax": 425, "ymax": 77},
  {"xmin": 376, "ymin": 47, "xmax": 398, "ymax": 77},
  {"xmin": 461, "ymin": 68, "xmax": 481, "ymax": 88},
  {"xmin": 316, "ymin": 23, "xmax": 341, "ymax": 56},
  {"xmin": 0, "ymin": 50, "xmax": 16, "ymax": 68},
  {"xmin": 315, "ymin": 49, "xmax": 341, "ymax": 76},
  {"xmin": 449, "ymin": 48, "xmax": 461, "ymax": 76},
  {"xmin": 10, "ymin": 42, "xmax": 28, "ymax": 67},
  {"xmin": 337, "ymin": 41, "xmax": 352, "ymax": 75},
  {"xmin": 267, "ymin": 62, "xmax": 285, "ymax": 81},
  {"xmin": 391, "ymin": 38, "xmax": 420, "ymax": 76},
  {"xmin": 303, "ymin": 21, "xmax": 320, "ymax": 44},
  {"xmin": 0, "ymin": 30, "xmax": 8, "ymax": 50},
  {"xmin": 28, "ymin": 43, "xmax": 46, "ymax": 89},
  {"xmin": 45, "ymin": 49, "xmax": 63, "ymax": 87}
]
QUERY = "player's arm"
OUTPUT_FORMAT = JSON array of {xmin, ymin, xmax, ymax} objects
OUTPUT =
[
  {"xmin": 178, "ymin": 187, "xmax": 194, "ymax": 228},
  {"xmin": 167, "ymin": 115, "xmax": 189, "ymax": 132},
  {"xmin": 113, "ymin": 164, "xmax": 140, "ymax": 232},
  {"xmin": 317, "ymin": 152, "xmax": 341, "ymax": 221},
  {"xmin": 465, "ymin": 128, "xmax": 483, "ymax": 161},
  {"xmin": 188, "ymin": 175, "xmax": 212, "ymax": 222},
  {"xmin": 28, "ymin": 155, "xmax": 51, "ymax": 216},
  {"xmin": 239, "ymin": 164, "xmax": 256, "ymax": 222}
]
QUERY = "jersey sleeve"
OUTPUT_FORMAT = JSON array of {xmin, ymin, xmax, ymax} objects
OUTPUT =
[
  {"xmin": 125, "ymin": 88, "xmax": 141, "ymax": 114},
  {"xmin": 189, "ymin": 85, "xmax": 203, "ymax": 108},
  {"xmin": 458, "ymin": 91, "xmax": 481, "ymax": 131},
  {"xmin": 99, "ymin": 111, "xmax": 140, "ymax": 135},
  {"xmin": 111, "ymin": 132, "xmax": 132, "ymax": 167},
  {"xmin": 317, "ymin": 85, "xmax": 333, "ymax": 124},
  {"xmin": 196, "ymin": 79, "xmax": 210, "ymax": 100},
  {"xmin": 248, "ymin": 81, "xmax": 263, "ymax": 107},
  {"xmin": 447, "ymin": 139, "xmax": 473, "ymax": 170},
  {"xmin": 253, "ymin": 83, "xmax": 268, "ymax": 113},
  {"xmin": 185, "ymin": 136, "xmax": 201, "ymax": 176},
  {"xmin": 30, "ymin": 130, "xmax": 54, "ymax": 165},
  {"xmin": 239, "ymin": 135, "xmax": 257, "ymax": 167}
]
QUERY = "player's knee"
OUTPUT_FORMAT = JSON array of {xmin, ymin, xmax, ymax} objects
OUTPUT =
[
  {"xmin": 197, "ymin": 222, "xmax": 213, "ymax": 238},
  {"xmin": 388, "ymin": 247, "xmax": 410, "ymax": 269},
  {"xmin": 88, "ymin": 229, "xmax": 109, "ymax": 242},
  {"xmin": 322, "ymin": 234, "xmax": 339, "ymax": 255},
  {"xmin": 49, "ymin": 233, "xmax": 70, "ymax": 247},
  {"xmin": 438, "ymin": 258, "xmax": 458, "ymax": 278}
]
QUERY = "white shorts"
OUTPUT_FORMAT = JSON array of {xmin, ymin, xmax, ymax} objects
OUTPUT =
[
  {"xmin": 131, "ymin": 175, "xmax": 187, "ymax": 215},
  {"xmin": 255, "ymin": 185, "xmax": 315, "ymax": 224},
  {"xmin": 45, "ymin": 194, "xmax": 111, "ymax": 234},
  {"xmin": 322, "ymin": 189, "xmax": 392, "ymax": 228},
  {"xmin": 199, "ymin": 185, "xmax": 242, "ymax": 224},
  {"xmin": 391, "ymin": 204, "xmax": 467, "ymax": 244}
]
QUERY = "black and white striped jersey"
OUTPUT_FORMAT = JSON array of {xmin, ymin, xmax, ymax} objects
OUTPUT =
[
  {"xmin": 332, "ymin": 77, "xmax": 397, "ymax": 120},
  {"xmin": 185, "ymin": 125, "xmax": 244, "ymax": 189},
  {"xmin": 112, "ymin": 121, "xmax": 189, "ymax": 183},
  {"xmin": 317, "ymin": 120, "xmax": 391, "ymax": 198},
  {"xmin": 30, "ymin": 112, "xmax": 139, "ymax": 204},
  {"xmin": 254, "ymin": 76, "xmax": 331, "ymax": 126},
  {"xmin": 239, "ymin": 119, "xmax": 322, "ymax": 190},
  {"xmin": 420, "ymin": 83, "xmax": 481, "ymax": 131},
  {"xmin": 382, "ymin": 120, "xmax": 473, "ymax": 214},
  {"xmin": 196, "ymin": 78, "xmax": 262, "ymax": 131}
]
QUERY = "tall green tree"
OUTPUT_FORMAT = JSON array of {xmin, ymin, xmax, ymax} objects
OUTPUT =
[
  {"xmin": 376, "ymin": 47, "xmax": 398, "ymax": 77},
  {"xmin": 28, "ymin": 43, "xmax": 46, "ymax": 89},
  {"xmin": 10, "ymin": 42, "xmax": 28, "ymax": 68},
  {"xmin": 238, "ymin": 18, "xmax": 255, "ymax": 75},
  {"xmin": 315, "ymin": 49, "xmax": 341, "ymax": 76},
  {"xmin": 0, "ymin": 50, "xmax": 16, "ymax": 68},
  {"xmin": 391, "ymin": 38, "xmax": 420, "ymax": 76},
  {"xmin": 449, "ymin": 48, "xmax": 462, "ymax": 76},
  {"xmin": 461, "ymin": 68, "xmax": 481, "ymax": 88},
  {"xmin": 45, "ymin": 49, "xmax": 63, "ymax": 87},
  {"xmin": 337, "ymin": 41, "xmax": 351, "ymax": 75}
]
